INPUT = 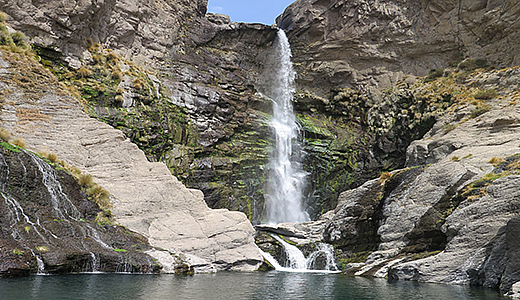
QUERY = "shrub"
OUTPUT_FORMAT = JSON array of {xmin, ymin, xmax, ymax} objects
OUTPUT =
[
  {"xmin": 133, "ymin": 78, "xmax": 145, "ymax": 91},
  {"xmin": 77, "ymin": 67, "xmax": 93, "ymax": 78},
  {"xmin": 0, "ymin": 26, "xmax": 12, "ymax": 46},
  {"xmin": 0, "ymin": 12, "xmax": 6, "ymax": 23},
  {"xmin": 87, "ymin": 185, "xmax": 112, "ymax": 209},
  {"xmin": 92, "ymin": 53, "xmax": 106, "ymax": 64},
  {"xmin": 488, "ymin": 157, "xmax": 505, "ymax": 166},
  {"xmin": 114, "ymin": 95, "xmax": 124, "ymax": 105},
  {"xmin": 111, "ymin": 69, "xmax": 122, "ymax": 81},
  {"xmin": 473, "ymin": 89, "xmax": 498, "ymax": 100},
  {"xmin": 78, "ymin": 174, "xmax": 94, "ymax": 187},
  {"xmin": 458, "ymin": 58, "xmax": 488, "ymax": 71},
  {"xmin": 424, "ymin": 69, "xmax": 444, "ymax": 83},
  {"xmin": 451, "ymin": 156, "xmax": 460, "ymax": 162},
  {"xmin": 10, "ymin": 32, "xmax": 26, "ymax": 48},
  {"xmin": 470, "ymin": 104, "xmax": 491, "ymax": 118},
  {"xmin": 11, "ymin": 137, "xmax": 26, "ymax": 148},
  {"xmin": 0, "ymin": 128, "xmax": 11, "ymax": 142}
]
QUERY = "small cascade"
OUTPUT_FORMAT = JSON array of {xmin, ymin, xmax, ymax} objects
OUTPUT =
[
  {"xmin": 36, "ymin": 256, "xmax": 46, "ymax": 275},
  {"xmin": 89, "ymin": 253, "xmax": 101, "ymax": 273},
  {"xmin": 2, "ymin": 192, "xmax": 55, "ymax": 241},
  {"xmin": 264, "ymin": 234, "xmax": 339, "ymax": 273},
  {"xmin": 29, "ymin": 153, "xmax": 81, "ymax": 220},
  {"xmin": 85, "ymin": 224, "xmax": 112, "ymax": 249}
]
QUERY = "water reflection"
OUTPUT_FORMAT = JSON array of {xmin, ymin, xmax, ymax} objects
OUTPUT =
[{"xmin": 0, "ymin": 272, "xmax": 504, "ymax": 300}]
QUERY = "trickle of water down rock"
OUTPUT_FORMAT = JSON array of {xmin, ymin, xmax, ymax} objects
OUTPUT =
[{"xmin": 263, "ymin": 29, "xmax": 309, "ymax": 225}]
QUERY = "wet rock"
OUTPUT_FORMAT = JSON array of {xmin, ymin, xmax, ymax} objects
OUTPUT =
[{"xmin": 0, "ymin": 148, "xmax": 159, "ymax": 276}]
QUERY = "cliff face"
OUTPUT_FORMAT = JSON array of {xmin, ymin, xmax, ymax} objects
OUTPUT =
[
  {"xmin": 0, "ymin": 26, "xmax": 263, "ymax": 272},
  {"xmin": 0, "ymin": 0, "xmax": 207, "ymax": 64},
  {"xmin": 278, "ymin": 0, "xmax": 520, "ymax": 94}
]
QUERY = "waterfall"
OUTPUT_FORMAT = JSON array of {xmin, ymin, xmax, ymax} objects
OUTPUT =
[
  {"xmin": 36, "ymin": 256, "xmax": 46, "ymax": 275},
  {"xmin": 29, "ymin": 153, "xmax": 82, "ymax": 220},
  {"xmin": 263, "ymin": 29, "xmax": 309, "ymax": 224},
  {"xmin": 261, "ymin": 234, "xmax": 339, "ymax": 273}
]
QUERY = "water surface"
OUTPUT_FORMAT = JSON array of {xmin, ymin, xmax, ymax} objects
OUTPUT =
[{"xmin": 0, "ymin": 272, "xmax": 504, "ymax": 300}]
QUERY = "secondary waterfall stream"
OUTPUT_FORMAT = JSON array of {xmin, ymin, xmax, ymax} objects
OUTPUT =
[{"xmin": 264, "ymin": 29, "xmax": 309, "ymax": 225}]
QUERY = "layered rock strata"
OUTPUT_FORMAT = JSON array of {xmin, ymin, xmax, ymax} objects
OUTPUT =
[{"xmin": 278, "ymin": 0, "xmax": 520, "ymax": 94}]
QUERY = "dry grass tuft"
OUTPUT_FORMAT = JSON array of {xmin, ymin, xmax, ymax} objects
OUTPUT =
[
  {"xmin": 87, "ymin": 185, "xmax": 112, "ymax": 209},
  {"xmin": 11, "ymin": 137, "xmax": 26, "ymax": 148},
  {"xmin": 77, "ymin": 67, "xmax": 93, "ymax": 78},
  {"xmin": 488, "ymin": 156, "xmax": 505, "ymax": 166},
  {"xmin": 0, "ymin": 128, "xmax": 11, "ymax": 142},
  {"xmin": 378, "ymin": 171, "xmax": 393, "ymax": 184},
  {"xmin": 78, "ymin": 174, "xmax": 94, "ymax": 187}
]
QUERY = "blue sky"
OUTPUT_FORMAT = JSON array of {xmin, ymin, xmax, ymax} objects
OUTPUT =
[{"xmin": 207, "ymin": 0, "xmax": 296, "ymax": 25}]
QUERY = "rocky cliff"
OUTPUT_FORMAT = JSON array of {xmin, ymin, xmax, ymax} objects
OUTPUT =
[
  {"xmin": 0, "ymin": 144, "xmax": 164, "ymax": 276},
  {"xmin": 279, "ymin": 0, "xmax": 520, "ymax": 93},
  {"xmin": 0, "ymin": 23, "xmax": 263, "ymax": 272}
]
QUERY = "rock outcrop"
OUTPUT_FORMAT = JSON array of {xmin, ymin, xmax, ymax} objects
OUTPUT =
[
  {"xmin": 278, "ymin": 0, "xmax": 520, "ymax": 94},
  {"xmin": 316, "ymin": 66, "xmax": 520, "ymax": 296},
  {"xmin": 0, "ymin": 45, "xmax": 263, "ymax": 271},
  {"xmin": 0, "ymin": 0, "xmax": 208, "ymax": 64}
]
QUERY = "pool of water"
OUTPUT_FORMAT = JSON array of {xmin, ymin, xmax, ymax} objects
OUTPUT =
[{"xmin": 0, "ymin": 271, "xmax": 504, "ymax": 300}]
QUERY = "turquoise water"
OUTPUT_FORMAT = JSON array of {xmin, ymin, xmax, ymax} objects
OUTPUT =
[{"xmin": 0, "ymin": 271, "xmax": 504, "ymax": 300}]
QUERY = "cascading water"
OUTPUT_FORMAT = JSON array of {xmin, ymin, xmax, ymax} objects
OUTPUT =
[
  {"xmin": 263, "ymin": 29, "xmax": 309, "ymax": 225},
  {"xmin": 257, "ymin": 30, "xmax": 338, "ymax": 273},
  {"xmin": 260, "ymin": 234, "xmax": 339, "ymax": 273}
]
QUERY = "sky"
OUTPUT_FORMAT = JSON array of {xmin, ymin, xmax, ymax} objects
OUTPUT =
[{"xmin": 207, "ymin": 0, "xmax": 296, "ymax": 25}]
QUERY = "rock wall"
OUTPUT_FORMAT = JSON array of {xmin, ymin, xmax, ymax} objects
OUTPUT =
[
  {"xmin": 0, "ymin": 0, "xmax": 208, "ymax": 64},
  {"xmin": 0, "ymin": 44, "xmax": 263, "ymax": 272},
  {"xmin": 282, "ymin": 66, "xmax": 520, "ymax": 296},
  {"xmin": 278, "ymin": 0, "xmax": 520, "ymax": 94}
]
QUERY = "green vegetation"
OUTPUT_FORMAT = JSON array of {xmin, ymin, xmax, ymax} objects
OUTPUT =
[
  {"xmin": 443, "ymin": 123, "xmax": 457, "ymax": 133},
  {"xmin": 473, "ymin": 89, "xmax": 498, "ymax": 100},
  {"xmin": 470, "ymin": 104, "xmax": 491, "ymax": 118},
  {"xmin": 12, "ymin": 248, "xmax": 25, "ymax": 255},
  {"xmin": 424, "ymin": 69, "xmax": 444, "ymax": 83},
  {"xmin": 0, "ymin": 14, "xmax": 30, "ymax": 53},
  {"xmin": 337, "ymin": 251, "xmax": 372, "ymax": 269},
  {"xmin": 0, "ymin": 141, "xmax": 21, "ymax": 153}
]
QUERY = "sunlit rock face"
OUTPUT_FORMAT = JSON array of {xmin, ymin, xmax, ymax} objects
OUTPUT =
[{"xmin": 278, "ymin": 0, "xmax": 520, "ymax": 95}]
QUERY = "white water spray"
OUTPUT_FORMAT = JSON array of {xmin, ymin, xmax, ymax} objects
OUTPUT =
[
  {"xmin": 261, "ymin": 234, "xmax": 339, "ymax": 273},
  {"xmin": 263, "ymin": 29, "xmax": 309, "ymax": 224}
]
